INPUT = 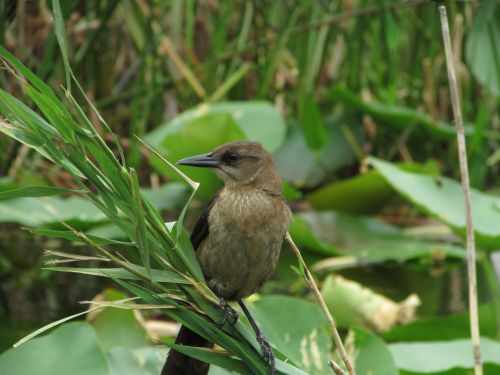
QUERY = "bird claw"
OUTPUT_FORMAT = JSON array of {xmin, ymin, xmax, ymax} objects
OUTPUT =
[
  {"xmin": 257, "ymin": 332, "xmax": 276, "ymax": 375},
  {"xmin": 218, "ymin": 298, "xmax": 239, "ymax": 328}
]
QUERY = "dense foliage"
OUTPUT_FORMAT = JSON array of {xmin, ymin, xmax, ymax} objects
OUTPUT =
[{"xmin": 0, "ymin": 1, "xmax": 499, "ymax": 374}]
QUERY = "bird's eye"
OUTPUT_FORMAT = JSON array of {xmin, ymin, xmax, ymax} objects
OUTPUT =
[{"xmin": 223, "ymin": 151, "xmax": 239, "ymax": 164}]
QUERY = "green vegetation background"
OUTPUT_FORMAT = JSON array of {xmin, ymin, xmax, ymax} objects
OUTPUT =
[{"xmin": 0, "ymin": 0, "xmax": 499, "ymax": 374}]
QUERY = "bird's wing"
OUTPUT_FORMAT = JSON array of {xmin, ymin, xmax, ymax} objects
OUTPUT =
[{"xmin": 190, "ymin": 192, "xmax": 219, "ymax": 250}]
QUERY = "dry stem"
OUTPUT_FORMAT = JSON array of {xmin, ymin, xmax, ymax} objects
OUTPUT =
[
  {"xmin": 285, "ymin": 232, "xmax": 354, "ymax": 375},
  {"xmin": 437, "ymin": 4, "xmax": 482, "ymax": 374}
]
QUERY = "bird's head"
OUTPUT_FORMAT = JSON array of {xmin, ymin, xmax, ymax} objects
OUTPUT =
[{"xmin": 177, "ymin": 141, "xmax": 281, "ymax": 191}]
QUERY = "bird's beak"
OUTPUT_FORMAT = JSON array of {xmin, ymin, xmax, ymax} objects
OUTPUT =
[{"xmin": 177, "ymin": 153, "xmax": 220, "ymax": 168}]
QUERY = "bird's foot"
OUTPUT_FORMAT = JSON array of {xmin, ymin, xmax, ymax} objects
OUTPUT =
[
  {"xmin": 218, "ymin": 298, "xmax": 239, "ymax": 328},
  {"xmin": 256, "ymin": 332, "xmax": 276, "ymax": 375}
]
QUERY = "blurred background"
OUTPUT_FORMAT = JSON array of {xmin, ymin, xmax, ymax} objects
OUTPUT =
[{"xmin": 0, "ymin": 0, "xmax": 499, "ymax": 374}]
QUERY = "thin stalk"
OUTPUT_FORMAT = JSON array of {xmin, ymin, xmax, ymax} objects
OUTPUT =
[
  {"xmin": 285, "ymin": 232, "xmax": 353, "ymax": 375},
  {"xmin": 437, "ymin": 4, "xmax": 482, "ymax": 375}
]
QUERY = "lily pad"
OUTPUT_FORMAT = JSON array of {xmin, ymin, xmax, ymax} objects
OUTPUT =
[
  {"xmin": 108, "ymin": 346, "xmax": 167, "ymax": 375},
  {"xmin": 247, "ymin": 295, "xmax": 331, "ymax": 375},
  {"xmin": 353, "ymin": 327, "xmax": 398, "ymax": 375},
  {"xmin": 289, "ymin": 211, "xmax": 466, "ymax": 261},
  {"xmin": 273, "ymin": 114, "xmax": 363, "ymax": 189},
  {"xmin": 0, "ymin": 322, "xmax": 108, "ymax": 375},
  {"xmin": 146, "ymin": 112, "xmax": 244, "ymax": 197},
  {"xmin": 306, "ymin": 172, "xmax": 395, "ymax": 214},
  {"xmin": 90, "ymin": 289, "xmax": 151, "ymax": 352},
  {"xmin": 389, "ymin": 338, "xmax": 500, "ymax": 374},
  {"xmin": 0, "ymin": 183, "xmax": 187, "ymax": 228},
  {"xmin": 369, "ymin": 157, "xmax": 500, "ymax": 250},
  {"xmin": 145, "ymin": 101, "xmax": 286, "ymax": 152}
]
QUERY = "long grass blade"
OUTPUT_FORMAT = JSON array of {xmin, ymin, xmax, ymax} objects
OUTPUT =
[{"xmin": 51, "ymin": 0, "xmax": 71, "ymax": 90}]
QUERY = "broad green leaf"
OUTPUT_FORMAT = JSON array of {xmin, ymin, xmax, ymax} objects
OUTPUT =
[
  {"xmin": 0, "ymin": 322, "xmax": 108, "ymax": 375},
  {"xmin": 146, "ymin": 112, "xmax": 245, "ymax": 197},
  {"xmin": 288, "ymin": 215, "xmax": 339, "ymax": 255},
  {"xmin": 382, "ymin": 304, "xmax": 498, "ymax": 342},
  {"xmin": 0, "ymin": 195, "xmax": 107, "ymax": 228},
  {"xmin": 389, "ymin": 338, "xmax": 500, "ymax": 374},
  {"xmin": 290, "ymin": 211, "xmax": 466, "ymax": 261},
  {"xmin": 13, "ymin": 306, "xmax": 105, "ymax": 347},
  {"xmin": 145, "ymin": 101, "xmax": 286, "ymax": 152},
  {"xmin": 369, "ymin": 157, "xmax": 500, "ymax": 250},
  {"xmin": 108, "ymin": 346, "xmax": 168, "ymax": 375},
  {"xmin": 0, "ymin": 183, "xmax": 188, "ymax": 227},
  {"xmin": 247, "ymin": 295, "xmax": 331, "ymax": 375},
  {"xmin": 466, "ymin": 0, "xmax": 500, "ymax": 97},
  {"xmin": 90, "ymin": 289, "xmax": 150, "ymax": 351},
  {"xmin": 273, "ymin": 115, "xmax": 363, "ymax": 188},
  {"xmin": 0, "ymin": 186, "xmax": 83, "ymax": 200},
  {"xmin": 352, "ymin": 327, "xmax": 398, "ymax": 375},
  {"xmin": 306, "ymin": 172, "xmax": 395, "ymax": 214}
]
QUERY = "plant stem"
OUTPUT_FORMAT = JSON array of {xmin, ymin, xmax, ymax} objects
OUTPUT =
[
  {"xmin": 437, "ymin": 4, "xmax": 482, "ymax": 375},
  {"xmin": 285, "ymin": 232, "xmax": 353, "ymax": 375}
]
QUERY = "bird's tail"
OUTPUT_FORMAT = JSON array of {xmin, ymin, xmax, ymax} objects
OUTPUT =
[{"xmin": 161, "ymin": 325, "xmax": 213, "ymax": 375}]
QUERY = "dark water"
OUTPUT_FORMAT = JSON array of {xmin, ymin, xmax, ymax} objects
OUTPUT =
[{"xmin": 0, "ymin": 227, "xmax": 112, "ymax": 352}]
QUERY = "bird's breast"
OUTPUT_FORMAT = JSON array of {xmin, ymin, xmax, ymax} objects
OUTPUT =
[{"xmin": 198, "ymin": 188, "xmax": 291, "ymax": 300}]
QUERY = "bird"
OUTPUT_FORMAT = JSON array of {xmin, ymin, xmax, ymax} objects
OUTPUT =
[{"xmin": 161, "ymin": 141, "xmax": 292, "ymax": 375}]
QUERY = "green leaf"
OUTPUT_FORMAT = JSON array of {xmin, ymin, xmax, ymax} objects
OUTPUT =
[
  {"xmin": 107, "ymin": 346, "xmax": 168, "ymax": 375},
  {"xmin": 288, "ymin": 215, "xmax": 339, "ymax": 255},
  {"xmin": 306, "ymin": 172, "xmax": 395, "ymax": 214},
  {"xmin": 0, "ymin": 195, "xmax": 107, "ymax": 228},
  {"xmin": 389, "ymin": 338, "xmax": 500, "ymax": 374},
  {"xmin": 163, "ymin": 343, "xmax": 253, "ymax": 374},
  {"xmin": 0, "ymin": 322, "xmax": 108, "ymax": 375},
  {"xmin": 13, "ymin": 307, "xmax": 105, "ymax": 348},
  {"xmin": 382, "ymin": 304, "xmax": 498, "ymax": 342},
  {"xmin": 352, "ymin": 327, "xmax": 398, "ymax": 375},
  {"xmin": 0, "ymin": 45, "xmax": 63, "ymax": 107},
  {"xmin": 247, "ymin": 296, "xmax": 332, "ymax": 375},
  {"xmin": 290, "ymin": 211, "xmax": 466, "ymax": 261},
  {"xmin": 0, "ymin": 183, "xmax": 188, "ymax": 228},
  {"xmin": 0, "ymin": 186, "xmax": 83, "ymax": 200},
  {"xmin": 172, "ymin": 222, "xmax": 205, "ymax": 282},
  {"xmin": 300, "ymin": 94, "xmax": 327, "ymax": 150},
  {"xmin": 329, "ymin": 87, "xmax": 466, "ymax": 140},
  {"xmin": 146, "ymin": 111, "xmax": 245, "ymax": 197},
  {"xmin": 145, "ymin": 101, "xmax": 286, "ymax": 152},
  {"xmin": 90, "ymin": 289, "xmax": 151, "ymax": 351},
  {"xmin": 52, "ymin": 0, "xmax": 71, "ymax": 89},
  {"xmin": 130, "ymin": 169, "xmax": 150, "ymax": 277},
  {"xmin": 368, "ymin": 157, "xmax": 500, "ymax": 250},
  {"xmin": 273, "ymin": 115, "xmax": 363, "ymax": 188},
  {"xmin": 49, "ymin": 266, "xmax": 189, "ymax": 284},
  {"xmin": 29, "ymin": 228, "xmax": 133, "ymax": 245},
  {"xmin": 466, "ymin": 1, "xmax": 500, "ymax": 97}
]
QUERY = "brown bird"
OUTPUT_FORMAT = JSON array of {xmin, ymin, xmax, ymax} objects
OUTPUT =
[{"xmin": 162, "ymin": 141, "xmax": 292, "ymax": 375}]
